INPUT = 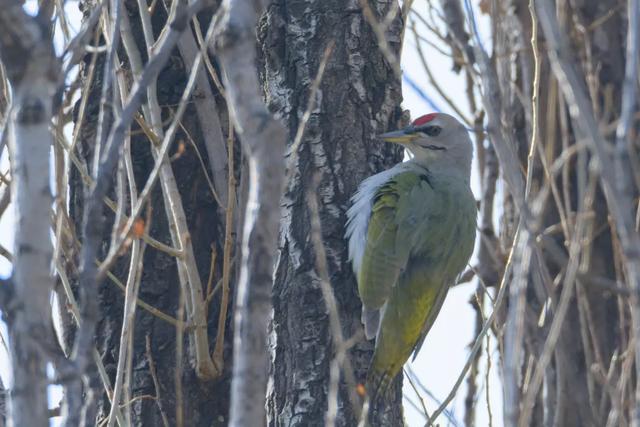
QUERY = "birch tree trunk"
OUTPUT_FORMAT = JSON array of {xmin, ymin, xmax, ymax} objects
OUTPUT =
[
  {"xmin": 0, "ymin": 3, "xmax": 59, "ymax": 426},
  {"xmin": 262, "ymin": 1, "xmax": 406, "ymax": 425}
]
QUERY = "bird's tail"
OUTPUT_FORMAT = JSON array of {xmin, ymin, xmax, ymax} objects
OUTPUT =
[{"xmin": 365, "ymin": 366, "xmax": 394, "ymax": 404}]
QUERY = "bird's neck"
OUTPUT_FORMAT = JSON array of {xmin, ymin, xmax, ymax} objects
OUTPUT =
[{"xmin": 406, "ymin": 157, "xmax": 471, "ymax": 184}]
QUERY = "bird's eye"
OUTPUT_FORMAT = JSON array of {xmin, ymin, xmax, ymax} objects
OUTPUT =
[{"xmin": 421, "ymin": 125, "xmax": 442, "ymax": 137}]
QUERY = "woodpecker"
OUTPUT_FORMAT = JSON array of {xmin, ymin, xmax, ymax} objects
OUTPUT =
[{"xmin": 345, "ymin": 112, "xmax": 477, "ymax": 400}]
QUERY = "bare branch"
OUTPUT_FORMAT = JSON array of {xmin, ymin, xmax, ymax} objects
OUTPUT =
[
  {"xmin": 71, "ymin": 0, "xmax": 214, "ymax": 387},
  {"xmin": 359, "ymin": 0, "xmax": 402, "ymax": 78},
  {"xmin": 307, "ymin": 173, "xmax": 363, "ymax": 425},
  {"xmin": 176, "ymin": 28, "xmax": 229, "ymax": 210},
  {"xmin": 536, "ymin": 1, "xmax": 640, "ymax": 423},
  {"xmin": 61, "ymin": 3, "xmax": 104, "ymax": 82},
  {"xmin": 145, "ymin": 336, "xmax": 170, "ymax": 427},
  {"xmin": 212, "ymin": 118, "xmax": 236, "ymax": 372},
  {"xmin": 116, "ymin": 1, "xmax": 221, "ymax": 380},
  {"xmin": 427, "ymin": 235, "xmax": 514, "ymax": 425},
  {"xmin": 213, "ymin": 0, "xmax": 287, "ymax": 425}
]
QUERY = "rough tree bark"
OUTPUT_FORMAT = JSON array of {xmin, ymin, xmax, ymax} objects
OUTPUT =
[
  {"xmin": 261, "ymin": 1, "xmax": 405, "ymax": 425},
  {"xmin": 70, "ymin": 0, "xmax": 407, "ymax": 425}
]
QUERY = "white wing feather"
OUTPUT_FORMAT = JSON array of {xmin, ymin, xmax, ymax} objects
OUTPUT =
[
  {"xmin": 346, "ymin": 161, "xmax": 431, "ymax": 339},
  {"xmin": 345, "ymin": 162, "xmax": 411, "ymax": 275}
]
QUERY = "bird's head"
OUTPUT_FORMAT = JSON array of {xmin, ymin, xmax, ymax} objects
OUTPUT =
[{"xmin": 378, "ymin": 113, "xmax": 472, "ymax": 179}]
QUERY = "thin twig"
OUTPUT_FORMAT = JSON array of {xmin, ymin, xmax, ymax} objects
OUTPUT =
[
  {"xmin": 72, "ymin": 0, "xmax": 212, "ymax": 386},
  {"xmin": 307, "ymin": 173, "xmax": 363, "ymax": 425},
  {"xmin": 536, "ymin": 1, "xmax": 640, "ymax": 422},
  {"xmin": 175, "ymin": 286, "xmax": 185, "ymax": 427},
  {"xmin": 359, "ymin": 0, "xmax": 402, "ymax": 78},
  {"xmin": 403, "ymin": 367, "xmax": 431, "ymax": 420},
  {"xmin": 107, "ymin": 128, "xmax": 147, "ymax": 426},
  {"xmin": 145, "ymin": 335, "xmax": 171, "ymax": 427},
  {"xmin": 426, "ymin": 232, "xmax": 515, "ymax": 425},
  {"xmin": 91, "ymin": 0, "xmax": 121, "ymax": 177},
  {"xmin": 212, "ymin": 111, "xmax": 236, "ymax": 372}
]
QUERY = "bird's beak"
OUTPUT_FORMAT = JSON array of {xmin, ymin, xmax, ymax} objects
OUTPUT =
[{"xmin": 377, "ymin": 129, "xmax": 417, "ymax": 145}]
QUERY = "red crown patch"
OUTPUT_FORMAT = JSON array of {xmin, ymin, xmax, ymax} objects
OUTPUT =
[{"xmin": 412, "ymin": 113, "xmax": 438, "ymax": 126}]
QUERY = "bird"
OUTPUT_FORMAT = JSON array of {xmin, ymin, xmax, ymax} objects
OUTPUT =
[{"xmin": 345, "ymin": 112, "xmax": 477, "ymax": 401}]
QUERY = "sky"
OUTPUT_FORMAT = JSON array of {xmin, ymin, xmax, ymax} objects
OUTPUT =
[{"xmin": 0, "ymin": 1, "xmax": 504, "ymax": 426}]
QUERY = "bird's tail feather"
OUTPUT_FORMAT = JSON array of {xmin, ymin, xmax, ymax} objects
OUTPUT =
[
  {"xmin": 361, "ymin": 307, "xmax": 380, "ymax": 340},
  {"xmin": 365, "ymin": 368, "xmax": 393, "ymax": 403}
]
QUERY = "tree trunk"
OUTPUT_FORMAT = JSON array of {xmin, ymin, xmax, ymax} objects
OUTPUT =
[
  {"xmin": 70, "ymin": 2, "xmax": 234, "ymax": 425},
  {"xmin": 261, "ymin": 1, "xmax": 405, "ymax": 425},
  {"xmin": 0, "ymin": 4, "xmax": 59, "ymax": 425},
  {"xmin": 70, "ymin": 1, "xmax": 409, "ymax": 425},
  {"xmin": 7, "ymin": 0, "xmax": 640, "ymax": 425}
]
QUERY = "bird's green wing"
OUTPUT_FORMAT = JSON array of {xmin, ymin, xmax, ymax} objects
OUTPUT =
[
  {"xmin": 365, "ymin": 176, "xmax": 477, "ymax": 398},
  {"xmin": 358, "ymin": 172, "xmax": 434, "ymax": 311}
]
